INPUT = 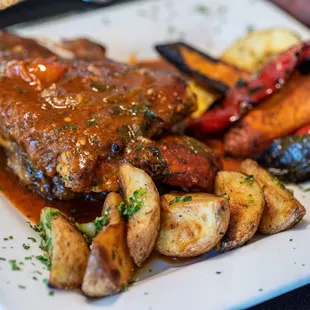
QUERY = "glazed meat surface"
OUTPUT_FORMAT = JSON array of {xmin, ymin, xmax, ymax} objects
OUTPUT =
[
  {"xmin": 125, "ymin": 135, "xmax": 222, "ymax": 192},
  {"xmin": 0, "ymin": 57, "xmax": 195, "ymax": 194},
  {"xmin": 0, "ymin": 31, "xmax": 55, "ymax": 60}
]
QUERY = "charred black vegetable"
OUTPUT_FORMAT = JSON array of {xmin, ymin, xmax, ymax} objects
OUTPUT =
[{"xmin": 257, "ymin": 135, "xmax": 310, "ymax": 182}]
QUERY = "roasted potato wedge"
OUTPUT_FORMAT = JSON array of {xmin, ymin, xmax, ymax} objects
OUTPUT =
[
  {"xmin": 214, "ymin": 171, "xmax": 265, "ymax": 252},
  {"xmin": 221, "ymin": 28, "xmax": 300, "ymax": 72},
  {"xmin": 119, "ymin": 163, "xmax": 160, "ymax": 267},
  {"xmin": 82, "ymin": 192, "xmax": 134, "ymax": 297},
  {"xmin": 40, "ymin": 208, "xmax": 89, "ymax": 289},
  {"xmin": 240, "ymin": 159, "xmax": 306, "ymax": 234},
  {"xmin": 156, "ymin": 193, "xmax": 230, "ymax": 257}
]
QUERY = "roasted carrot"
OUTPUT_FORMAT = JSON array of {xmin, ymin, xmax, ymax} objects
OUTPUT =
[
  {"xmin": 224, "ymin": 71, "xmax": 310, "ymax": 157},
  {"xmin": 156, "ymin": 42, "xmax": 249, "ymax": 93}
]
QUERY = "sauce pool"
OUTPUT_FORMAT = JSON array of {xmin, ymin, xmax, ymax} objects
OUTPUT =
[{"xmin": 0, "ymin": 149, "xmax": 103, "ymax": 224}]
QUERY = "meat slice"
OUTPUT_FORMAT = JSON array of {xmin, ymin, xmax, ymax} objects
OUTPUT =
[
  {"xmin": 0, "ymin": 31, "xmax": 106, "ymax": 61},
  {"xmin": 61, "ymin": 38, "xmax": 106, "ymax": 60},
  {"xmin": 0, "ymin": 57, "xmax": 195, "ymax": 194},
  {"xmin": 0, "ymin": 31, "xmax": 56, "ymax": 60},
  {"xmin": 125, "ymin": 135, "xmax": 222, "ymax": 192}
]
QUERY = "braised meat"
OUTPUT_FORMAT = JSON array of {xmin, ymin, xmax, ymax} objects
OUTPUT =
[
  {"xmin": 0, "ymin": 31, "xmax": 55, "ymax": 60},
  {"xmin": 124, "ymin": 135, "xmax": 222, "ymax": 192},
  {"xmin": 61, "ymin": 38, "xmax": 106, "ymax": 60},
  {"xmin": 0, "ymin": 57, "xmax": 195, "ymax": 196}
]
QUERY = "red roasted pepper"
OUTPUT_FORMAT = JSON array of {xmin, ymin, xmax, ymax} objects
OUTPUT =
[
  {"xmin": 190, "ymin": 41, "xmax": 310, "ymax": 134},
  {"xmin": 295, "ymin": 124, "xmax": 310, "ymax": 135}
]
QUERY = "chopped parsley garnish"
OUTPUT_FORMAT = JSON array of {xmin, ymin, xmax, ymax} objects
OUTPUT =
[
  {"xmin": 119, "ymin": 188, "xmax": 146, "ymax": 221},
  {"xmin": 22, "ymin": 244, "xmax": 30, "ymax": 250},
  {"xmin": 288, "ymin": 189, "xmax": 294, "ymax": 196},
  {"xmin": 3, "ymin": 238, "xmax": 8, "ymax": 241},
  {"xmin": 87, "ymin": 116, "xmax": 98, "ymax": 126},
  {"xmin": 18, "ymin": 285, "xmax": 26, "ymax": 289},
  {"xmin": 24, "ymin": 256, "xmax": 32, "ymax": 260},
  {"xmin": 222, "ymin": 194, "xmax": 230, "ymax": 200},
  {"xmin": 216, "ymin": 271, "xmax": 222, "ymax": 274},
  {"xmin": 27, "ymin": 237, "xmax": 36, "ymax": 243},
  {"xmin": 36, "ymin": 254, "xmax": 51, "ymax": 270},
  {"xmin": 195, "ymin": 4, "xmax": 209, "ymax": 15},
  {"xmin": 240, "ymin": 175, "xmax": 254, "ymax": 186},
  {"xmin": 9, "ymin": 260, "xmax": 21, "ymax": 271},
  {"xmin": 55, "ymin": 124, "xmax": 79, "ymax": 133},
  {"xmin": 248, "ymin": 194, "xmax": 254, "ymax": 203},
  {"xmin": 273, "ymin": 176, "xmax": 284, "ymax": 186},
  {"xmin": 129, "ymin": 106, "xmax": 159, "ymax": 119},
  {"xmin": 169, "ymin": 195, "xmax": 192, "ymax": 205},
  {"xmin": 121, "ymin": 284, "xmax": 128, "ymax": 292},
  {"xmin": 43, "ymin": 278, "xmax": 49, "ymax": 285},
  {"xmin": 49, "ymin": 291, "xmax": 55, "ymax": 296},
  {"xmin": 32, "ymin": 277, "xmax": 38, "ymax": 281},
  {"xmin": 0, "ymin": 257, "xmax": 6, "ymax": 261},
  {"xmin": 75, "ymin": 207, "xmax": 111, "ymax": 242}
]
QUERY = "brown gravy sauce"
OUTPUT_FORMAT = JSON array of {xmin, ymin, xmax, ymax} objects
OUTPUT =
[{"xmin": 0, "ymin": 149, "xmax": 103, "ymax": 224}]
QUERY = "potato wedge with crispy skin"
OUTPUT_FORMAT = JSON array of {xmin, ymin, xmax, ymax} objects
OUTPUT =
[
  {"xmin": 39, "ymin": 208, "xmax": 89, "ymax": 290},
  {"xmin": 119, "ymin": 163, "xmax": 160, "ymax": 267},
  {"xmin": 156, "ymin": 193, "xmax": 230, "ymax": 257},
  {"xmin": 82, "ymin": 192, "xmax": 134, "ymax": 297},
  {"xmin": 240, "ymin": 159, "xmax": 306, "ymax": 234},
  {"xmin": 214, "ymin": 171, "xmax": 265, "ymax": 252}
]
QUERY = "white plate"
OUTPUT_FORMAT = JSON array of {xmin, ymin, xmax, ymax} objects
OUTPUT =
[{"xmin": 1, "ymin": 0, "xmax": 310, "ymax": 309}]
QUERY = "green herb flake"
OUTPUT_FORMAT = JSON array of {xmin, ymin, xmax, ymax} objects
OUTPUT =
[
  {"xmin": 34, "ymin": 270, "xmax": 42, "ymax": 275},
  {"xmin": 273, "ymin": 176, "xmax": 284, "ymax": 186},
  {"xmin": 36, "ymin": 254, "xmax": 51, "ymax": 270},
  {"xmin": 25, "ymin": 256, "xmax": 32, "ymax": 260},
  {"xmin": 9, "ymin": 260, "xmax": 21, "ymax": 271},
  {"xmin": 27, "ymin": 237, "xmax": 36, "ymax": 243},
  {"xmin": 18, "ymin": 285, "xmax": 26, "ymax": 289},
  {"xmin": 9, "ymin": 236, "xmax": 13, "ymax": 240},
  {"xmin": 248, "ymin": 194, "xmax": 254, "ymax": 203},
  {"xmin": 288, "ymin": 189, "xmax": 294, "ymax": 196},
  {"xmin": 121, "ymin": 284, "xmax": 128, "ymax": 292},
  {"xmin": 87, "ymin": 116, "xmax": 98, "ymax": 126},
  {"xmin": 55, "ymin": 124, "xmax": 79, "ymax": 133},
  {"xmin": 119, "ymin": 188, "xmax": 146, "ymax": 221},
  {"xmin": 49, "ymin": 291, "xmax": 55, "ymax": 296},
  {"xmin": 240, "ymin": 175, "xmax": 254, "ymax": 186},
  {"xmin": 23, "ymin": 244, "xmax": 30, "ymax": 250},
  {"xmin": 18, "ymin": 89, "xmax": 28, "ymax": 94},
  {"xmin": 43, "ymin": 278, "xmax": 49, "ymax": 285},
  {"xmin": 32, "ymin": 276, "xmax": 38, "ymax": 281},
  {"xmin": 3, "ymin": 238, "xmax": 8, "ymax": 241},
  {"xmin": 0, "ymin": 257, "xmax": 6, "ymax": 261},
  {"xmin": 195, "ymin": 4, "xmax": 209, "ymax": 15},
  {"xmin": 222, "ymin": 194, "xmax": 230, "ymax": 201},
  {"xmin": 169, "ymin": 195, "xmax": 192, "ymax": 205}
]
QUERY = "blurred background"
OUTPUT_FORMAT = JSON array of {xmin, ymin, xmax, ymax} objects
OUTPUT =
[{"xmin": 0, "ymin": 0, "xmax": 309, "ymax": 29}]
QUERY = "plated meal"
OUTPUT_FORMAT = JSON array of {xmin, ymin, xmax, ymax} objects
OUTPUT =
[{"xmin": 0, "ymin": 27, "xmax": 309, "ymax": 298}]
